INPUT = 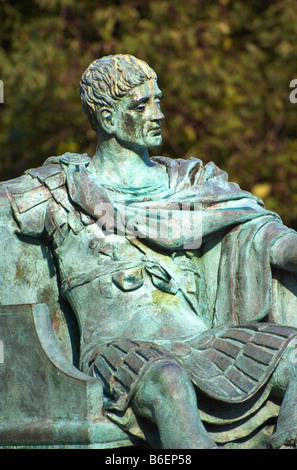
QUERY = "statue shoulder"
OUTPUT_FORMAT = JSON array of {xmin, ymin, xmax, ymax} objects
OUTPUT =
[
  {"xmin": 0, "ymin": 161, "xmax": 61, "ymax": 236},
  {"xmin": 0, "ymin": 152, "xmax": 91, "ymax": 238},
  {"xmin": 58, "ymin": 152, "xmax": 91, "ymax": 167},
  {"xmin": 2, "ymin": 152, "xmax": 91, "ymax": 207}
]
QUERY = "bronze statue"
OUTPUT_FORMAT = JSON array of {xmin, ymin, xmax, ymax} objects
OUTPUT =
[{"xmin": 2, "ymin": 54, "xmax": 297, "ymax": 449}]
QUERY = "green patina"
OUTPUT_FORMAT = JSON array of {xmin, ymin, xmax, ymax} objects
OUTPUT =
[{"xmin": 2, "ymin": 55, "xmax": 297, "ymax": 449}]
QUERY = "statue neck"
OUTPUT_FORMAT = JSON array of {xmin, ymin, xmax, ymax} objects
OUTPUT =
[{"xmin": 92, "ymin": 138, "xmax": 157, "ymax": 188}]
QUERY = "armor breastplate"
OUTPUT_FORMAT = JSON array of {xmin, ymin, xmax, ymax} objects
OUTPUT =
[{"xmin": 55, "ymin": 225, "xmax": 208, "ymax": 368}]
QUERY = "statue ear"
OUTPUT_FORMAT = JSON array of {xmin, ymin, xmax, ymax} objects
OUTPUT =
[{"xmin": 99, "ymin": 108, "xmax": 116, "ymax": 135}]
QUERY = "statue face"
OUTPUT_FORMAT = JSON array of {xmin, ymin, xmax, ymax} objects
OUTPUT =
[{"xmin": 113, "ymin": 79, "xmax": 164, "ymax": 150}]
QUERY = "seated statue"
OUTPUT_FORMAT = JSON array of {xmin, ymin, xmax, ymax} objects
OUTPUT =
[{"xmin": 3, "ymin": 54, "xmax": 297, "ymax": 449}]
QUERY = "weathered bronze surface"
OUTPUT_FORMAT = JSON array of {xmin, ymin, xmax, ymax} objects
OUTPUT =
[{"xmin": 2, "ymin": 55, "xmax": 297, "ymax": 448}]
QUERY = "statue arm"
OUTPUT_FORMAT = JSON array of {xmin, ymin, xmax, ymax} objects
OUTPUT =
[{"xmin": 270, "ymin": 232, "xmax": 297, "ymax": 272}]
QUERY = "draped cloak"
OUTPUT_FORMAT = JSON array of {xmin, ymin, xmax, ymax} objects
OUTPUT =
[{"xmin": 63, "ymin": 154, "xmax": 297, "ymax": 329}]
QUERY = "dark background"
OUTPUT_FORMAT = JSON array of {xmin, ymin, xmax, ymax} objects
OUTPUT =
[{"xmin": 1, "ymin": 0, "xmax": 297, "ymax": 228}]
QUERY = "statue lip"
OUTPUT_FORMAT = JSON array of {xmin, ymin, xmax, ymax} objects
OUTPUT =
[{"xmin": 149, "ymin": 126, "xmax": 161, "ymax": 135}]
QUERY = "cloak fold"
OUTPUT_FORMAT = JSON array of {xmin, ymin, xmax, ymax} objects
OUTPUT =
[{"xmin": 65, "ymin": 155, "xmax": 296, "ymax": 327}]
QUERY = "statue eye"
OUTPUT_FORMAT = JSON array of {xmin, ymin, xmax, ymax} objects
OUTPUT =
[{"xmin": 136, "ymin": 104, "xmax": 146, "ymax": 112}]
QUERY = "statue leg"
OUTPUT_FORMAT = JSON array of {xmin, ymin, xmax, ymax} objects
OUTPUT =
[
  {"xmin": 131, "ymin": 360, "xmax": 218, "ymax": 449},
  {"xmin": 269, "ymin": 348, "xmax": 297, "ymax": 448}
]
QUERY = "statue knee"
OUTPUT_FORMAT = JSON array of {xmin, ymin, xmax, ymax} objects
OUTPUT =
[
  {"xmin": 132, "ymin": 359, "xmax": 198, "ymax": 423},
  {"xmin": 150, "ymin": 360, "xmax": 190, "ymax": 397},
  {"xmin": 132, "ymin": 359, "xmax": 195, "ymax": 416}
]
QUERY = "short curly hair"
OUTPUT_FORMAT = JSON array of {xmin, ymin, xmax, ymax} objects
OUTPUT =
[{"xmin": 80, "ymin": 54, "xmax": 157, "ymax": 132}]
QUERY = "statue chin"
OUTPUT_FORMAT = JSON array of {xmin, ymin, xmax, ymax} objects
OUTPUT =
[{"xmin": 147, "ymin": 135, "xmax": 163, "ymax": 149}]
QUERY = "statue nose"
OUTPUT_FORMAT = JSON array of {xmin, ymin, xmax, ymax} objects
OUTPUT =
[
  {"xmin": 158, "ymin": 110, "xmax": 165, "ymax": 121},
  {"xmin": 152, "ymin": 105, "xmax": 165, "ymax": 121}
]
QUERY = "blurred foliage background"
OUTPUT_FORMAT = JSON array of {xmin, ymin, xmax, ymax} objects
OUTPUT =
[{"xmin": 1, "ymin": 0, "xmax": 297, "ymax": 228}]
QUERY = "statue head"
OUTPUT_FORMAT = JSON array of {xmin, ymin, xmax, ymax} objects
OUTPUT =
[{"xmin": 80, "ymin": 54, "xmax": 159, "ymax": 134}]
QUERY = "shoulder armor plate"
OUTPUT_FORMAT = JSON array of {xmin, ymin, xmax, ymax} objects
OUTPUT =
[{"xmin": 60, "ymin": 152, "xmax": 91, "ymax": 166}]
